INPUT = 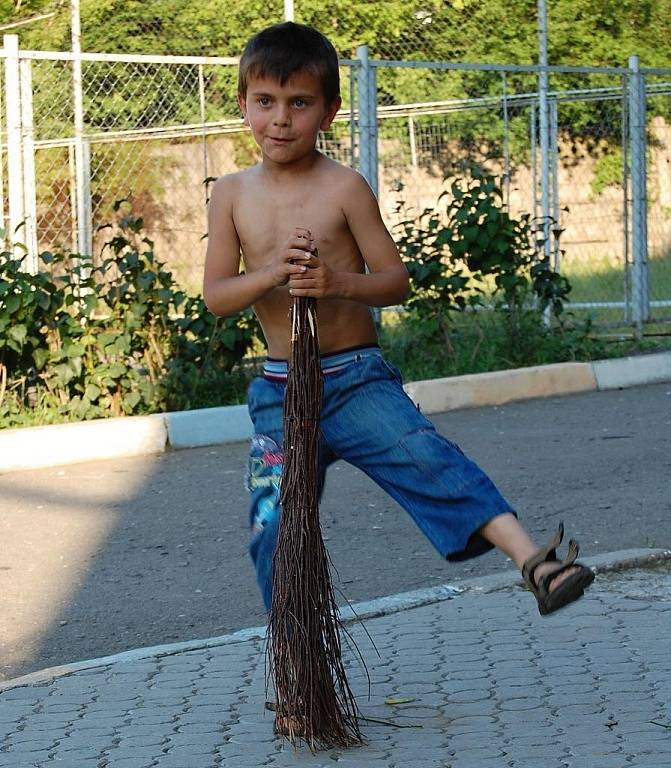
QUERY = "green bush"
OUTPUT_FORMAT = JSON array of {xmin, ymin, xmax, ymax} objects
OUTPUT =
[
  {"xmin": 381, "ymin": 310, "xmax": 604, "ymax": 382},
  {"xmin": 391, "ymin": 172, "xmax": 587, "ymax": 368},
  {"xmin": 396, "ymin": 172, "xmax": 571, "ymax": 313},
  {"xmin": 0, "ymin": 207, "xmax": 260, "ymax": 428}
]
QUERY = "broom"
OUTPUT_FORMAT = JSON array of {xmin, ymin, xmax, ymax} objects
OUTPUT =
[{"xmin": 267, "ymin": 264, "xmax": 364, "ymax": 750}]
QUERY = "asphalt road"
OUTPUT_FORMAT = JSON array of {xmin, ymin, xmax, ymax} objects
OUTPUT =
[{"xmin": 1, "ymin": 382, "xmax": 670, "ymax": 682}]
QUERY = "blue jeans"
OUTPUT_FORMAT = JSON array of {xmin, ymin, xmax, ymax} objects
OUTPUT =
[{"xmin": 246, "ymin": 352, "xmax": 515, "ymax": 610}]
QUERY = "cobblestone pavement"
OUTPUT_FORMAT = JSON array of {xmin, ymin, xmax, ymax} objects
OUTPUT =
[
  {"xmin": 1, "ymin": 565, "xmax": 670, "ymax": 767},
  {"xmin": 3, "ymin": 382, "xmax": 670, "ymax": 682}
]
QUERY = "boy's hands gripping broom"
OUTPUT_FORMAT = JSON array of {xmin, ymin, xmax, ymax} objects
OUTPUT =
[{"xmin": 267, "ymin": 234, "xmax": 364, "ymax": 750}]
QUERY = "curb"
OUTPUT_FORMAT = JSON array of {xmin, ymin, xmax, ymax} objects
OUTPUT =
[
  {"xmin": 1, "ymin": 547, "xmax": 668, "ymax": 694},
  {"xmin": 403, "ymin": 361, "xmax": 596, "ymax": 414},
  {"xmin": 1, "ymin": 350, "xmax": 670, "ymax": 474}
]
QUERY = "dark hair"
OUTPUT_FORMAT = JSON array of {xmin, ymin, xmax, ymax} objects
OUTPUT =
[{"xmin": 238, "ymin": 22, "xmax": 340, "ymax": 104}]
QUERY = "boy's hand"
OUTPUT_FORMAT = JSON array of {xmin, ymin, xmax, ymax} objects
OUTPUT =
[
  {"xmin": 288, "ymin": 254, "xmax": 337, "ymax": 299},
  {"xmin": 266, "ymin": 227, "xmax": 316, "ymax": 288},
  {"xmin": 288, "ymin": 238, "xmax": 340, "ymax": 299}
]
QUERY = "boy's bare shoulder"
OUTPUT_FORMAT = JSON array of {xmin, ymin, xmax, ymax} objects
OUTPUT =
[
  {"xmin": 210, "ymin": 166, "xmax": 259, "ymax": 198},
  {"xmin": 317, "ymin": 155, "xmax": 372, "ymax": 196}
]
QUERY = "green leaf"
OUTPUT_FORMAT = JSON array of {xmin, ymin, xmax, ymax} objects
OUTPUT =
[
  {"xmin": 84, "ymin": 383, "xmax": 101, "ymax": 401},
  {"xmin": 63, "ymin": 343, "xmax": 86, "ymax": 358},
  {"xmin": 123, "ymin": 391, "xmax": 141, "ymax": 409},
  {"xmin": 84, "ymin": 294, "xmax": 98, "ymax": 312},
  {"xmin": 8, "ymin": 324, "xmax": 27, "ymax": 344},
  {"xmin": 32, "ymin": 348, "xmax": 49, "ymax": 370},
  {"xmin": 4, "ymin": 294, "xmax": 20, "ymax": 314},
  {"xmin": 107, "ymin": 362, "xmax": 127, "ymax": 378},
  {"xmin": 53, "ymin": 362, "xmax": 75, "ymax": 385}
]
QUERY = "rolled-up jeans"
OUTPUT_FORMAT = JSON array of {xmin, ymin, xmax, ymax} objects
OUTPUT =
[{"xmin": 245, "ymin": 349, "xmax": 515, "ymax": 610}]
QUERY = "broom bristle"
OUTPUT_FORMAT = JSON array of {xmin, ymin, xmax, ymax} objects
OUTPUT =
[{"xmin": 268, "ymin": 296, "xmax": 364, "ymax": 750}]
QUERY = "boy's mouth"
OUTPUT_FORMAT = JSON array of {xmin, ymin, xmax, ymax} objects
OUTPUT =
[{"xmin": 268, "ymin": 136, "xmax": 293, "ymax": 144}]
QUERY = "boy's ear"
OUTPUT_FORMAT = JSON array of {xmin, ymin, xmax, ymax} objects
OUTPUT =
[
  {"xmin": 320, "ymin": 96, "xmax": 342, "ymax": 131},
  {"xmin": 237, "ymin": 92, "xmax": 249, "ymax": 125}
]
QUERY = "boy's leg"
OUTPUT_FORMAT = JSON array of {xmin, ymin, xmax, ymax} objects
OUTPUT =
[
  {"xmin": 477, "ymin": 513, "xmax": 584, "ymax": 593},
  {"xmin": 320, "ymin": 355, "xmax": 592, "ymax": 606},
  {"xmin": 321, "ymin": 355, "xmax": 513, "ymax": 562},
  {"xmin": 245, "ymin": 376, "xmax": 335, "ymax": 610}
]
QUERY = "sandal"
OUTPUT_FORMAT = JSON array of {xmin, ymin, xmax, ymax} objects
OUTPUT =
[{"xmin": 522, "ymin": 522, "xmax": 595, "ymax": 616}]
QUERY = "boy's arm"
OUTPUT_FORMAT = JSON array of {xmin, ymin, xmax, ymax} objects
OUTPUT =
[
  {"xmin": 288, "ymin": 173, "xmax": 409, "ymax": 307},
  {"xmin": 203, "ymin": 177, "xmax": 312, "ymax": 316}
]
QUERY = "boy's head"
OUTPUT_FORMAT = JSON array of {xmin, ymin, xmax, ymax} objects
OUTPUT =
[{"xmin": 238, "ymin": 22, "xmax": 340, "ymax": 106}]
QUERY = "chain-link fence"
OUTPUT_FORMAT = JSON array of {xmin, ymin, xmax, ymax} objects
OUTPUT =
[
  {"xmin": 2, "ymin": 6, "xmax": 671, "ymax": 325},
  {"xmin": 0, "ymin": 41, "xmax": 356, "ymax": 292},
  {"xmin": 363, "ymin": 58, "xmax": 671, "ymax": 326}
]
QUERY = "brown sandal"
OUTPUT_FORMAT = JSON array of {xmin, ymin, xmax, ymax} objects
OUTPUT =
[{"xmin": 522, "ymin": 522, "xmax": 595, "ymax": 615}]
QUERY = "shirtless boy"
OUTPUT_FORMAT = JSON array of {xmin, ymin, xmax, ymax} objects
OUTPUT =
[{"xmin": 203, "ymin": 22, "xmax": 594, "ymax": 626}]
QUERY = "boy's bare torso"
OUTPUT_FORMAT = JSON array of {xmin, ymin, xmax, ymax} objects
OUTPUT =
[{"xmin": 231, "ymin": 156, "xmax": 378, "ymax": 358}]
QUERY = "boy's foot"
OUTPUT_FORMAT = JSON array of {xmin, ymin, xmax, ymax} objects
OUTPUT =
[
  {"xmin": 522, "ymin": 523, "xmax": 595, "ymax": 615},
  {"xmin": 265, "ymin": 701, "xmax": 307, "ymax": 739},
  {"xmin": 274, "ymin": 713, "xmax": 306, "ymax": 738}
]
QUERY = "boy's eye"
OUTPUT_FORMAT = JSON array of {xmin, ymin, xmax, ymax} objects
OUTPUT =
[
  {"xmin": 294, "ymin": 98, "xmax": 306, "ymax": 107},
  {"xmin": 258, "ymin": 96, "xmax": 271, "ymax": 106}
]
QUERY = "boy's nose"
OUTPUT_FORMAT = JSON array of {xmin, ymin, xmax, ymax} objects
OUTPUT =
[{"xmin": 273, "ymin": 105, "xmax": 291, "ymax": 126}]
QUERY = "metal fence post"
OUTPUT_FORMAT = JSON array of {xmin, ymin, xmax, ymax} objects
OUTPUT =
[
  {"xmin": 537, "ymin": 0, "xmax": 551, "ymax": 262},
  {"xmin": 356, "ymin": 45, "xmax": 378, "ymax": 197},
  {"xmin": 356, "ymin": 45, "xmax": 380, "ymax": 324},
  {"xmin": 628, "ymin": 55, "xmax": 649, "ymax": 332},
  {"xmin": 19, "ymin": 57, "xmax": 38, "ymax": 269},
  {"xmin": 197, "ymin": 62, "xmax": 209, "ymax": 205},
  {"xmin": 4, "ymin": 35, "xmax": 26, "ymax": 262},
  {"xmin": 550, "ymin": 96, "xmax": 560, "ymax": 271},
  {"xmin": 537, "ymin": 0, "xmax": 552, "ymax": 324},
  {"xmin": 72, "ymin": 0, "xmax": 92, "ymax": 260},
  {"xmin": 621, "ymin": 74, "xmax": 631, "ymax": 323},
  {"xmin": 3, "ymin": 34, "xmax": 37, "ymax": 270}
]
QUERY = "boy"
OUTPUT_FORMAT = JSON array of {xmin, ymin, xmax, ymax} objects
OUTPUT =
[{"xmin": 203, "ymin": 22, "xmax": 593, "ymax": 628}]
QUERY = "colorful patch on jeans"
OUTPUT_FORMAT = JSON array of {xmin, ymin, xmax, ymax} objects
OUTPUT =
[{"xmin": 246, "ymin": 434, "xmax": 283, "ymax": 535}]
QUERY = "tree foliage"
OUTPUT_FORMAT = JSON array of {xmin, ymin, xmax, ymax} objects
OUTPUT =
[{"xmin": 1, "ymin": 0, "xmax": 669, "ymax": 67}]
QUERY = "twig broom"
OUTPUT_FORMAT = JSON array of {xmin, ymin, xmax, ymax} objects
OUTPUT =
[{"xmin": 267, "ymin": 290, "xmax": 364, "ymax": 750}]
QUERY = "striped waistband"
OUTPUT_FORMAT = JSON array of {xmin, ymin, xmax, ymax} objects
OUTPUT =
[{"xmin": 263, "ymin": 344, "xmax": 381, "ymax": 381}]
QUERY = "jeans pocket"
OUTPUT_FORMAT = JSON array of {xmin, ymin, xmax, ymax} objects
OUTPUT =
[
  {"xmin": 247, "ymin": 376, "xmax": 284, "ymax": 424},
  {"xmin": 379, "ymin": 357, "xmax": 404, "ymax": 384}
]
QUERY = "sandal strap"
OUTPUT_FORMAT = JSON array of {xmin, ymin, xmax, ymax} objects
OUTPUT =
[
  {"xmin": 521, "ymin": 522, "xmax": 564, "ymax": 587},
  {"xmin": 537, "ymin": 560, "xmax": 588, "ymax": 594},
  {"xmin": 563, "ymin": 539, "xmax": 579, "ymax": 567}
]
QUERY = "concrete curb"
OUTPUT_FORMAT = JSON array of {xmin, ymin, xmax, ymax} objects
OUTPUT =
[
  {"xmin": 0, "ymin": 413, "xmax": 167, "ymax": 473},
  {"xmin": 1, "ymin": 547, "xmax": 668, "ymax": 694},
  {"xmin": 404, "ymin": 361, "xmax": 596, "ymax": 414},
  {"xmin": 1, "ymin": 350, "xmax": 670, "ymax": 473},
  {"xmin": 592, "ymin": 350, "xmax": 671, "ymax": 390}
]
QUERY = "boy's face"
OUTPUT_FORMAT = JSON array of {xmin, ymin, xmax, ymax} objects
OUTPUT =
[{"xmin": 238, "ymin": 70, "xmax": 341, "ymax": 165}]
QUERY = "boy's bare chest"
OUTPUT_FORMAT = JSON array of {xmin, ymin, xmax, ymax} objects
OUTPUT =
[{"xmin": 234, "ymin": 184, "xmax": 349, "ymax": 266}]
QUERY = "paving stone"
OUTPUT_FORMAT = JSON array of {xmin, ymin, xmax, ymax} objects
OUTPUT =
[
  {"xmin": 3, "ymin": 760, "xmax": 56, "ymax": 768},
  {"xmin": 509, "ymin": 762, "xmax": 571, "ymax": 768},
  {"xmin": 102, "ymin": 749, "xmax": 163, "ymax": 763},
  {"xmin": 448, "ymin": 759, "xmax": 510, "ymax": 768},
  {"xmin": 51, "ymin": 747, "xmax": 105, "ymax": 761},
  {"xmin": 100, "ymin": 759, "xmax": 158, "ymax": 768}
]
